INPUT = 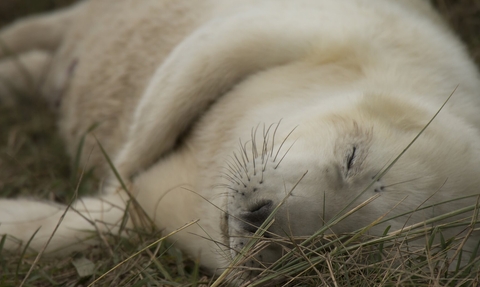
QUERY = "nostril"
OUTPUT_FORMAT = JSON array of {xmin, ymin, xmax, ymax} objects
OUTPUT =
[
  {"xmin": 241, "ymin": 200, "xmax": 273, "ymax": 233},
  {"xmin": 249, "ymin": 200, "xmax": 273, "ymax": 213}
]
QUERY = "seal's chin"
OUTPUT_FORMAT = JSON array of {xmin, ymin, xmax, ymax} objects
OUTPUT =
[
  {"xmin": 224, "ymin": 206, "xmax": 248, "ymax": 260},
  {"xmin": 219, "ymin": 204, "xmax": 233, "ymax": 257},
  {"xmin": 225, "ymin": 210, "xmax": 285, "ymax": 271}
]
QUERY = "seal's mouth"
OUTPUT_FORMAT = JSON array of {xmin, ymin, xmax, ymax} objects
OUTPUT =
[{"xmin": 222, "ymin": 199, "xmax": 285, "ymax": 270}]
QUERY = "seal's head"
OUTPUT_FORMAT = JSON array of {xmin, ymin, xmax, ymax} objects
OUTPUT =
[{"xmin": 223, "ymin": 93, "xmax": 480, "ymax": 269}]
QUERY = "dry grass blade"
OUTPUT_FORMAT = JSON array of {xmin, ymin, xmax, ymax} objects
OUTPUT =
[
  {"xmin": 93, "ymin": 135, "xmax": 155, "ymax": 230},
  {"xmin": 87, "ymin": 219, "xmax": 199, "ymax": 287}
]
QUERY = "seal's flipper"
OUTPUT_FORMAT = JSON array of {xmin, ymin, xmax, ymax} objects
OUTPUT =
[{"xmin": 114, "ymin": 11, "xmax": 319, "ymax": 179}]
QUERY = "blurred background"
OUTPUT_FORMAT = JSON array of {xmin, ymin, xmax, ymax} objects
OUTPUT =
[
  {"xmin": 0, "ymin": 0, "xmax": 77, "ymax": 25},
  {"xmin": 433, "ymin": 0, "xmax": 480, "ymax": 65}
]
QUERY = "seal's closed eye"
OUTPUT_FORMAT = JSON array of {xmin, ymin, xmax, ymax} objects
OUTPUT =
[{"xmin": 346, "ymin": 146, "xmax": 357, "ymax": 171}]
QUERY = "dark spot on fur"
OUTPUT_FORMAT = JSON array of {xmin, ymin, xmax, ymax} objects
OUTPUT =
[{"xmin": 374, "ymin": 186, "xmax": 385, "ymax": 192}]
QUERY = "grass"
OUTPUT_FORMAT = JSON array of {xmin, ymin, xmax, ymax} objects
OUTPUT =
[
  {"xmin": 213, "ymin": 112, "xmax": 480, "ymax": 285},
  {"xmin": 0, "ymin": 0, "xmax": 479, "ymax": 286}
]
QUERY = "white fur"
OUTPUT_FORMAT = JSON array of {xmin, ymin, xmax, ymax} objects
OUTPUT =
[{"xmin": 0, "ymin": 0, "xmax": 479, "ymax": 274}]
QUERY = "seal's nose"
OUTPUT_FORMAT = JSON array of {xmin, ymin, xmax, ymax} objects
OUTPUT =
[{"xmin": 240, "ymin": 200, "xmax": 274, "ymax": 233}]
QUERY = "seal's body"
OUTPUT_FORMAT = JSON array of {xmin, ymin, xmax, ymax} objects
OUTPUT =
[{"xmin": 0, "ymin": 0, "xmax": 479, "ymax": 273}]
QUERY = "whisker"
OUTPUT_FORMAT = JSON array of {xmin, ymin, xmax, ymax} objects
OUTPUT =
[
  {"xmin": 239, "ymin": 138, "xmax": 250, "ymax": 163},
  {"xmin": 261, "ymin": 134, "xmax": 270, "ymax": 165},
  {"xmin": 213, "ymin": 183, "xmax": 232, "ymax": 188},
  {"xmin": 273, "ymin": 126, "xmax": 298, "ymax": 162},
  {"xmin": 275, "ymin": 139, "xmax": 298, "ymax": 169},
  {"xmin": 262, "ymin": 156, "xmax": 269, "ymax": 172},
  {"xmin": 227, "ymin": 155, "xmax": 244, "ymax": 176},
  {"xmin": 222, "ymin": 161, "xmax": 237, "ymax": 177},
  {"xmin": 212, "ymin": 184, "xmax": 242, "ymax": 195},
  {"xmin": 220, "ymin": 165, "xmax": 247, "ymax": 187},
  {"xmin": 218, "ymin": 177, "xmax": 237, "ymax": 187},
  {"xmin": 240, "ymin": 144, "xmax": 250, "ymax": 172},
  {"xmin": 239, "ymin": 138, "xmax": 254, "ymax": 177},
  {"xmin": 226, "ymin": 157, "xmax": 243, "ymax": 178},
  {"xmin": 270, "ymin": 119, "xmax": 283, "ymax": 158},
  {"xmin": 234, "ymin": 151, "xmax": 250, "ymax": 181},
  {"xmin": 372, "ymin": 156, "xmax": 395, "ymax": 180},
  {"xmin": 263, "ymin": 122, "xmax": 275, "ymax": 140},
  {"xmin": 261, "ymin": 122, "xmax": 275, "ymax": 163},
  {"xmin": 223, "ymin": 163, "xmax": 241, "ymax": 180},
  {"xmin": 219, "ymin": 172, "xmax": 241, "ymax": 186},
  {"xmin": 383, "ymin": 176, "xmax": 424, "ymax": 188},
  {"xmin": 224, "ymin": 186, "xmax": 241, "ymax": 193},
  {"xmin": 252, "ymin": 124, "xmax": 260, "ymax": 159}
]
